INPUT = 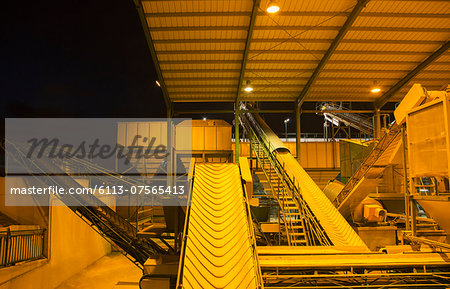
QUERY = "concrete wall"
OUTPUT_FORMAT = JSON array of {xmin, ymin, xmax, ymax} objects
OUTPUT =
[
  {"xmin": 0, "ymin": 177, "xmax": 47, "ymax": 228},
  {"xmin": 0, "ymin": 199, "xmax": 111, "ymax": 289}
]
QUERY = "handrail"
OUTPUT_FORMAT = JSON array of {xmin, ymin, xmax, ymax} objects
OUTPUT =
[
  {"xmin": 333, "ymin": 122, "xmax": 402, "ymax": 208},
  {"xmin": 240, "ymin": 112, "xmax": 332, "ymax": 246},
  {"xmin": 241, "ymin": 168, "xmax": 264, "ymax": 289},
  {"xmin": 4, "ymin": 140, "xmax": 167, "ymax": 268},
  {"xmin": 0, "ymin": 227, "xmax": 45, "ymax": 267}
]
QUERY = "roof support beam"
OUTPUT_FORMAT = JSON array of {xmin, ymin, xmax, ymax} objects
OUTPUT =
[
  {"xmin": 375, "ymin": 40, "xmax": 450, "ymax": 108},
  {"xmin": 236, "ymin": 0, "xmax": 260, "ymax": 103},
  {"xmin": 145, "ymin": 11, "xmax": 449, "ymax": 19},
  {"xmin": 134, "ymin": 0, "xmax": 172, "ymax": 113},
  {"xmin": 296, "ymin": 0, "xmax": 370, "ymax": 107}
]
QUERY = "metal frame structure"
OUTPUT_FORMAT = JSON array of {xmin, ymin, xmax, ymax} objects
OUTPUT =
[
  {"xmin": 5, "ymin": 141, "xmax": 168, "ymax": 269},
  {"xmin": 241, "ymin": 112, "xmax": 332, "ymax": 246},
  {"xmin": 375, "ymin": 40, "xmax": 450, "ymax": 109},
  {"xmin": 137, "ymin": 0, "xmax": 450, "ymax": 110},
  {"xmin": 296, "ymin": 0, "xmax": 371, "ymax": 108}
]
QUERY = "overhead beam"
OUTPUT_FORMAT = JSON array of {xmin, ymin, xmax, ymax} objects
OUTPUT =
[
  {"xmin": 159, "ymin": 59, "xmax": 450, "ymax": 65},
  {"xmin": 165, "ymin": 76, "xmax": 449, "ymax": 81},
  {"xmin": 175, "ymin": 109, "xmax": 295, "ymax": 115},
  {"xmin": 375, "ymin": 40, "xmax": 450, "ymax": 108},
  {"xmin": 145, "ymin": 11, "xmax": 449, "ymax": 19},
  {"xmin": 149, "ymin": 25, "xmax": 449, "ymax": 33},
  {"xmin": 176, "ymin": 109, "xmax": 395, "ymax": 114},
  {"xmin": 134, "ymin": 0, "xmax": 172, "ymax": 113},
  {"xmin": 296, "ymin": 0, "xmax": 371, "ymax": 107},
  {"xmin": 154, "ymin": 38, "xmax": 445, "ymax": 45},
  {"xmin": 157, "ymin": 49, "xmax": 440, "ymax": 56},
  {"xmin": 166, "ymin": 84, "xmax": 444, "ymax": 90},
  {"xmin": 163, "ymin": 68, "xmax": 448, "ymax": 74},
  {"xmin": 236, "ymin": 0, "xmax": 260, "ymax": 103}
]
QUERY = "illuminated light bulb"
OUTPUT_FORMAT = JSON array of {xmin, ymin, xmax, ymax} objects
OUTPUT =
[
  {"xmin": 244, "ymin": 80, "xmax": 253, "ymax": 92},
  {"xmin": 266, "ymin": 0, "xmax": 280, "ymax": 13},
  {"xmin": 371, "ymin": 87, "xmax": 381, "ymax": 93}
]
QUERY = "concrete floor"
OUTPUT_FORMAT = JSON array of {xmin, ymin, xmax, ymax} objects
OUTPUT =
[{"xmin": 57, "ymin": 252, "xmax": 142, "ymax": 289}]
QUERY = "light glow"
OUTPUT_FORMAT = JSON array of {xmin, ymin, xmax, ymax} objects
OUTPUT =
[
  {"xmin": 266, "ymin": 1, "xmax": 280, "ymax": 13},
  {"xmin": 244, "ymin": 86, "xmax": 254, "ymax": 92},
  {"xmin": 371, "ymin": 87, "xmax": 381, "ymax": 93},
  {"xmin": 155, "ymin": 80, "xmax": 161, "ymax": 87}
]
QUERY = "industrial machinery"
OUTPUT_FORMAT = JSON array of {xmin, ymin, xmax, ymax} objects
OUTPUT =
[{"xmin": 4, "ymin": 85, "xmax": 450, "ymax": 289}]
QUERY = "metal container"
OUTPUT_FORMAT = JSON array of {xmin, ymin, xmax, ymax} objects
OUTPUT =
[
  {"xmin": 339, "ymin": 139, "xmax": 371, "ymax": 184},
  {"xmin": 407, "ymin": 95, "xmax": 450, "ymax": 178},
  {"xmin": 177, "ymin": 119, "xmax": 231, "ymax": 151},
  {"xmin": 117, "ymin": 121, "xmax": 168, "ymax": 147}
]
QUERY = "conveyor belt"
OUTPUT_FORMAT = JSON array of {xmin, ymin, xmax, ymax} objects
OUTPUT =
[
  {"xmin": 333, "ymin": 124, "xmax": 402, "ymax": 217},
  {"xmin": 240, "ymin": 111, "xmax": 367, "ymax": 248},
  {"xmin": 179, "ymin": 163, "xmax": 261, "ymax": 289},
  {"xmin": 277, "ymin": 152, "xmax": 367, "ymax": 247}
]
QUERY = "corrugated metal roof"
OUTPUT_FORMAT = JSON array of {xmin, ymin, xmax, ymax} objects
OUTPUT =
[{"xmin": 139, "ymin": 0, "xmax": 450, "ymax": 104}]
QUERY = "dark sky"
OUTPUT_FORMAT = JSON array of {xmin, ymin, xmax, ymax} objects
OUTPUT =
[
  {"xmin": 3, "ymin": 0, "xmax": 165, "ymax": 118},
  {"xmin": 2, "ymin": 1, "xmax": 383, "ymax": 136}
]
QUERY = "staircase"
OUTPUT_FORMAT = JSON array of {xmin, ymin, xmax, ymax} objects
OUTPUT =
[
  {"xmin": 5, "ymin": 141, "xmax": 168, "ymax": 268},
  {"xmin": 251, "ymin": 137, "xmax": 309, "ymax": 246}
]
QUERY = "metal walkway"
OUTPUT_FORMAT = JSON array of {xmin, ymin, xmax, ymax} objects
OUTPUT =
[
  {"xmin": 5, "ymin": 142, "xmax": 167, "ymax": 268},
  {"xmin": 177, "ymin": 163, "xmax": 262, "ymax": 289},
  {"xmin": 319, "ymin": 102, "xmax": 373, "ymax": 135},
  {"xmin": 240, "ymin": 111, "xmax": 367, "ymax": 248}
]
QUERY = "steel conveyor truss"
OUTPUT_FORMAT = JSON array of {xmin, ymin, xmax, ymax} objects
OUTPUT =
[
  {"xmin": 332, "ymin": 123, "xmax": 402, "ymax": 213},
  {"xmin": 240, "ymin": 113, "xmax": 331, "ymax": 246},
  {"xmin": 319, "ymin": 102, "xmax": 373, "ymax": 135},
  {"xmin": 5, "ymin": 141, "xmax": 167, "ymax": 268}
]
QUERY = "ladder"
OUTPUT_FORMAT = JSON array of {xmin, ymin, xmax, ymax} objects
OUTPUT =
[{"xmin": 252, "ymin": 138, "xmax": 309, "ymax": 246}]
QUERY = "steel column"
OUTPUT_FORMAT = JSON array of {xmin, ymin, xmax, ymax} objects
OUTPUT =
[
  {"xmin": 134, "ymin": 0, "xmax": 173, "ymax": 113},
  {"xmin": 374, "ymin": 109, "xmax": 381, "ymax": 138},
  {"xmin": 235, "ymin": 105, "xmax": 240, "ymax": 163},
  {"xmin": 401, "ymin": 124, "xmax": 410, "ymax": 231},
  {"xmin": 236, "ymin": 0, "xmax": 261, "ymax": 103},
  {"xmin": 296, "ymin": 106, "xmax": 301, "ymax": 162}
]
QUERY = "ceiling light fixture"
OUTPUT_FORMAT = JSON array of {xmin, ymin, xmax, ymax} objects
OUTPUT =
[
  {"xmin": 155, "ymin": 80, "xmax": 161, "ymax": 87},
  {"xmin": 371, "ymin": 87, "xmax": 381, "ymax": 93},
  {"xmin": 371, "ymin": 81, "xmax": 381, "ymax": 93},
  {"xmin": 244, "ymin": 80, "xmax": 254, "ymax": 92},
  {"xmin": 266, "ymin": 0, "xmax": 280, "ymax": 13}
]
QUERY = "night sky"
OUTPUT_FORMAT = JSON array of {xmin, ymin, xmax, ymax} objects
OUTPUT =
[
  {"xmin": 3, "ymin": 0, "xmax": 165, "ymax": 118},
  {"xmin": 3, "ymin": 1, "xmax": 382, "ymax": 136}
]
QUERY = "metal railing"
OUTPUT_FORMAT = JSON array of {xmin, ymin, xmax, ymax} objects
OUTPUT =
[
  {"xmin": 4, "ymin": 141, "xmax": 167, "ymax": 269},
  {"xmin": 333, "ymin": 122, "xmax": 402, "ymax": 208},
  {"xmin": 240, "ymin": 111, "xmax": 331, "ymax": 246},
  {"xmin": 0, "ymin": 227, "xmax": 45, "ymax": 267},
  {"xmin": 318, "ymin": 102, "xmax": 374, "ymax": 135}
]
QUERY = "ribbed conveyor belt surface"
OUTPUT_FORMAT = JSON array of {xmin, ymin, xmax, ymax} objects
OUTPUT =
[
  {"xmin": 180, "ymin": 163, "xmax": 260, "ymax": 289},
  {"xmin": 335, "ymin": 124, "xmax": 403, "ymax": 217},
  {"xmin": 277, "ymin": 153, "xmax": 368, "ymax": 248}
]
